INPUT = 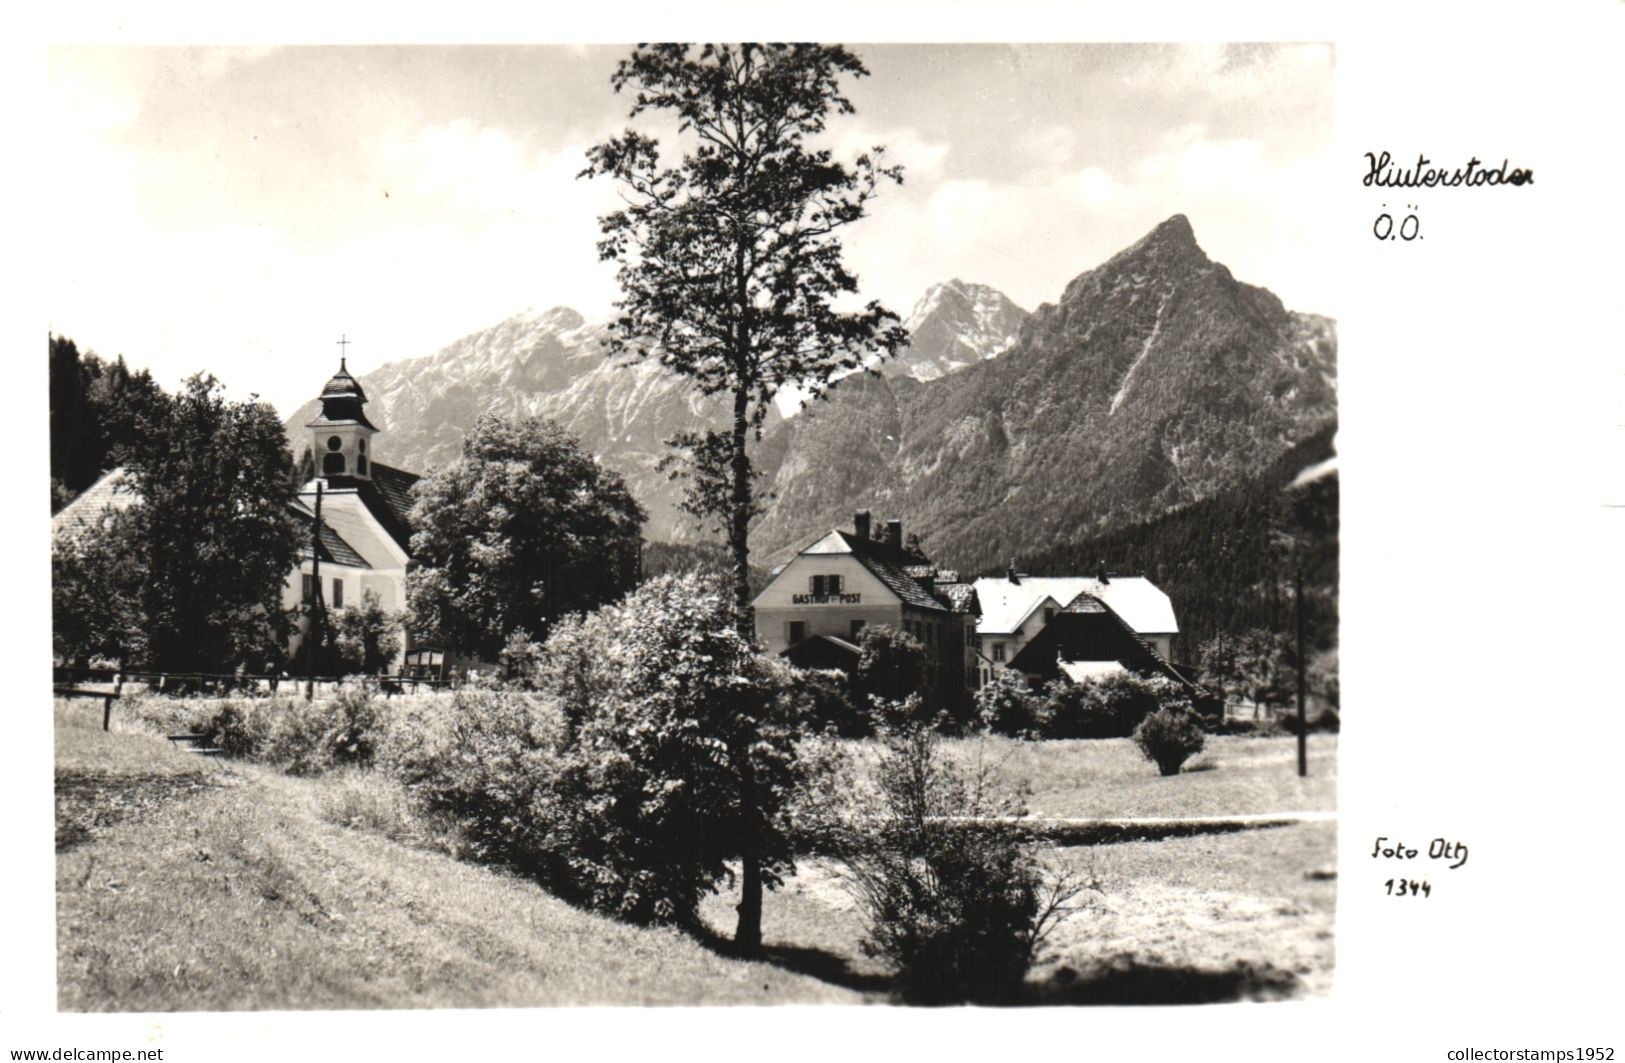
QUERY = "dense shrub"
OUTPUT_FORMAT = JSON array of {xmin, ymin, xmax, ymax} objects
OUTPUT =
[
  {"xmin": 1132, "ymin": 707, "xmax": 1207, "ymax": 776},
  {"xmin": 382, "ymin": 574, "xmax": 804, "ymax": 930},
  {"xmin": 1043, "ymin": 672, "xmax": 1192, "ymax": 739},
  {"xmin": 975, "ymin": 670, "xmax": 1046, "ymax": 738},
  {"xmin": 332, "ymin": 589, "xmax": 401, "ymax": 676},
  {"xmin": 538, "ymin": 574, "xmax": 801, "ymax": 926},
  {"xmin": 792, "ymin": 667, "xmax": 867, "ymax": 737},
  {"xmin": 185, "ymin": 688, "xmax": 384, "ymax": 775},
  {"xmin": 821, "ymin": 727, "xmax": 1090, "ymax": 1004},
  {"xmin": 377, "ymin": 685, "xmax": 569, "ymax": 869},
  {"xmin": 851, "ymin": 625, "xmax": 925, "ymax": 712}
]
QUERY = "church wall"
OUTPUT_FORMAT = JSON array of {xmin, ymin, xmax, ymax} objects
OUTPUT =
[{"xmin": 310, "ymin": 491, "xmax": 409, "ymax": 570}]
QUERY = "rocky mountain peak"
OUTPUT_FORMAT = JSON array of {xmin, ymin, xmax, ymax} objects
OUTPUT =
[{"xmin": 890, "ymin": 280, "xmax": 1028, "ymax": 382}]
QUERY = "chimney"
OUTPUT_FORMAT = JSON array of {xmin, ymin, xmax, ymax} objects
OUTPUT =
[
  {"xmin": 1096, "ymin": 559, "xmax": 1110, "ymax": 585},
  {"xmin": 1007, "ymin": 561, "xmax": 1020, "ymax": 585},
  {"xmin": 884, "ymin": 519, "xmax": 902, "ymax": 551},
  {"xmin": 853, "ymin": 509, "xmax": 871, "ymax": 541}
]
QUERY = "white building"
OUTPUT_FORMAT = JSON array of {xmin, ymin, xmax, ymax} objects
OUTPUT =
[
  {"xmin": 972, "ymin": 569, "xmax": 1179, "ymax": 687},
  {"xmin": 753, "ymin": 511, "xmax": 979, "ymax": 715},
  {"xmin": 282, "ymin": 360, "xmax": 422, "ymax": 672}
]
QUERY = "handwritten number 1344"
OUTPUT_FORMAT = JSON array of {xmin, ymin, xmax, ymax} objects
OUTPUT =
[
  {"xmin": 1374, "ymin": 206, "xmax": 1422, "ymax": 241},
  {"xmin": 1385, "ymin": 878, "xmax": 1432, "ymax": 897}
]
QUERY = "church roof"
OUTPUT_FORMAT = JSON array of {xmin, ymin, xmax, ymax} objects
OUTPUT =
[
  {"xmin": 305, "ymin": 360, "xmax": 378, "ymax": 430},
  {"xmin": 320, "ymin": 361, "xmax": 367, "ymax": 403},
  {"xmin": 315, "ymin": 461, "xmax": 420, "ymax": 555},
  {"xmin": 289, "ymin": 498, "xmax": 370, "ymax": 569}
]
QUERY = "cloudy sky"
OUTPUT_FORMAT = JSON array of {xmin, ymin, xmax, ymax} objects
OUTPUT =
[{"xmin": 47, "ymin": 43, "xmax": 1334, "ymax": 418}]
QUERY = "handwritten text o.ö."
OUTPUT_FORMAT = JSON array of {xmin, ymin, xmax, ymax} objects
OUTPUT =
[{"xmin": 1363, "ymin": 151, "xmax": 1533, "ymax": 189}]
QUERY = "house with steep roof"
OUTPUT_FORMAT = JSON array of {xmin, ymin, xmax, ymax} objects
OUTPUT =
[
  {"xmin": 1005, "ymin": 593, "xmax": 1194, "ymax": 690},
  {"xmin": 971, "ymin": 569, "xmax": 1180, "ymax": 689},
  {"xmin": 754, "ymin": 511, "xmax": 978, "ymax": 715}
]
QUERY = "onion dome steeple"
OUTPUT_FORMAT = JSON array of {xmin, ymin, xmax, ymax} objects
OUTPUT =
[{"xmin": 304, "ymin": 339, "xmax": 378, "ymax": 481}]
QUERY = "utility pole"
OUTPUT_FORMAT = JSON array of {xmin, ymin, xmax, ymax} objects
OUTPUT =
[
  {"xmin": 1295, "ymin": 566, "xmax": 1307, "ymax": 777},
  {"xmin": 305, "ymin": 481, "xmax": 326, "ymax": 701}
]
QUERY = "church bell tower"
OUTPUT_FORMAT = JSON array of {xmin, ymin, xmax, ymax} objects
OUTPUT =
[{"xmin": 305, "ymin": 349, "xmax": 377, "ymax": 482}]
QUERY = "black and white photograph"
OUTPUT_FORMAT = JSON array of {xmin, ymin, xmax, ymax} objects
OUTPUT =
[{"xmin": 9, "ymin": 3, "xmax": 1625, "ymax": 1059}]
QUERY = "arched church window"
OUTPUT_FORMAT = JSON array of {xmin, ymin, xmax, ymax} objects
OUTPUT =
[
  {"xmin": 323, "ymin": 452, "xmax": 345, "ymax": 475},
  {"xmin": 357, "ymin": 438, "xmax": 366, "ymax": 453},
  {"xmin": 327, "ymin": 436, "xmax": 343, "ymax": 451},
  {"xmin": 356, "ymin": 455, "xmax": 369, "ymax": 475}
]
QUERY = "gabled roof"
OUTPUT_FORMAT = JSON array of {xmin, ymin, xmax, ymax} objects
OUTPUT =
[
  {"xmin": 973, "ymin": 575, "xmax": 1177, "ymax": 636},
  {"xmin": 290, "ymin": 498, "xmax": 371, "ymax": 569},
  {"xmin": 835, "ymin": 531, "xmax": 949, "ymax": 612},
  {"xmin": 1007, "ymin": 593, "xmax": 1192, "ymax": 688},
  {"xmin": 764, "ymin": 527, "xmax": 951, "ymax": 612},
  {"xmin": 317, "ymin": 461, "xmax": 421, "ymax": 555},
  {"xmin": 937, "ymin": 582, "xmax": 980, "ymax": 615},
  {"xmin": 51, "ymin": 467, "xmax": 140, "ymax": 544}
]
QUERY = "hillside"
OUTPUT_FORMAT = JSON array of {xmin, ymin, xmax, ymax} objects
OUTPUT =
[
  {"xmin": 1017, "ymin": 425, "xmax": 1340, "ymax": 660},
  {"xmin": 748, "ymin": 214, "xmax": 1337, "ymax": 572}
]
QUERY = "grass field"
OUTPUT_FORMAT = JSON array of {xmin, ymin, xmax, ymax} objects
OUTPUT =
[
  {"xmin": 56, "ymin": 712, "xmax": 858, "ymax": 1010},
  {"xmin": 869, "ymin": 733, "xmax": 1336, "ymax": 819},
  {"xmin": 57, "ymin": 705, "xmax": 1336, "ymax": 1009}
]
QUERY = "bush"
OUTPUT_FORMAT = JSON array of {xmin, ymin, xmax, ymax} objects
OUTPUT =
[
  {"xmin": 792, "ymin": 667, "xmax": 867, "ymax": 737},
  {"xmin": 975, "ymin": 670, "xmax": 1046, "ymax": 738},
  {"xmin": 185, "ymin": 688, "xmax": 384, "ymax": 775},
  {"xmin": 332, "ymin": 589, "xmax": 402, "ymax": 676},
  {"xmin": 851, "ymin": 625, "xmax": 925, "ymax": 712},
  {"xmin": 1133, "ymin": 707, "xmax": 1207, "ymax": 776},
  {"xmin": 537, "ymin": 574, "xmax": 801, "ymax": 927},
  {"xmin": 376, "ymin": 686, "xmax": 569, "ymax": 869},
  {"xmin": 1044, "ymin": 671, "xmax": 1192, "ymax": 739},
  {"xmin": 823, "ymin": 728, "xmax": 1091, "ymax": 1004}
]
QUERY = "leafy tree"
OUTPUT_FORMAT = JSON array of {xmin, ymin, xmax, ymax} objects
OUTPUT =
[
  {"xmin": 405, "ymin": 414, "xmax": 645, "ymax": 662},
  {"xmin": 533, "ymin": 572, "xmax": 803, "ymax": 929},
  {"xmin": 52, "ymin": 513, "xmax": 148, "ymax": 668},
  {"xmin": 976, "ymin": 669, "xmax": 1043, "ymax": 737},
  {"xmin": 117, "ymin": 374, "xmax": 302, "ymax": 672},
  {"xmin": 333, "ymin": 589, "xmax": 402, "ymax": 676},
  {"xmin": 585, "ymin": 46, "xmax": 909, "ymax": 952},
  {"xmin": 49, "ymin": 334, "xmax": 165, "ymax": 510},
  {"xmin": 851, "ymin": 624, "xmax": 926, "ymax": 728},
  {"xmin": 584, "ymin": 44, "xmax": 909, "ymax": 633},
  {"xmin": 1199, "ymin": 628, "xmax": 1294, "ymax": 712}
]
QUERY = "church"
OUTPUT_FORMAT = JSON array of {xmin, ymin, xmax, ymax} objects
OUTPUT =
[
  {"xmin": 282, "ymin": 359, "xmax": 422, "ymax": 672},
  {"xmin": 50, "ymin": 357, "xmax": 425, "ymax": 676}
]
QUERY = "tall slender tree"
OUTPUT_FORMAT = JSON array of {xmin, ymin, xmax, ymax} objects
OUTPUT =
[
  {"xmin": 584, "ymin": 43, "xmax": 909, "ymax": 955},
  {"xmin": 585, "ymin": 44, "xmax": 908, "ymax": 633}
]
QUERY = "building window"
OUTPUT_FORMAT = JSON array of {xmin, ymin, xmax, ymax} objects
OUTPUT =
[
  {"xmin": 332, "ymin": 579, "xmax": 344, "ymax": 610},
  {"xmin": 301, "ymin": 574, "xmax": 314, "ymax": 603},
  {"xmin": 357, "ymin": 438, "xmax": 366, "ymax": 453},
  {"xmin": 323, "ymin": 452, "xmax": 345, "ymax": 475},
  {"xmin": 326, "ymin": 436, "xmax": 343, "ymax": 451},
  {"xmin": 849, "ymin": 619, "xmax": 865, "ymax": 640},
  {"xmin": 786, "ymin": 620, "xmax": 806, "ymax": 646},
  {"xmin": 356, "ymin": 455, "xmax": 369, "ymax": 475},
  {"xmin": 992, "ymin": 642, "xmax": 1006, "ymax": 663},
  {"xmin": 1044, "ymin": 607, "xmax": 1056, "ymax": 623},
  {"xmin": 810, "ymin": 574, "xmax": 844, "ymax": 596}
]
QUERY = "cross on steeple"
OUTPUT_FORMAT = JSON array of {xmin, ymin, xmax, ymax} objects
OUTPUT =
[{"xmin": 336, "ymin": 334, "xmax": 350, "ymax": 369}]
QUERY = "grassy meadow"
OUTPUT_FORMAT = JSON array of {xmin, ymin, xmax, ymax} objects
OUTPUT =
[{"xmin": 56, "ymin": 697, "xmax": 1337, "ymax": 1009}]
